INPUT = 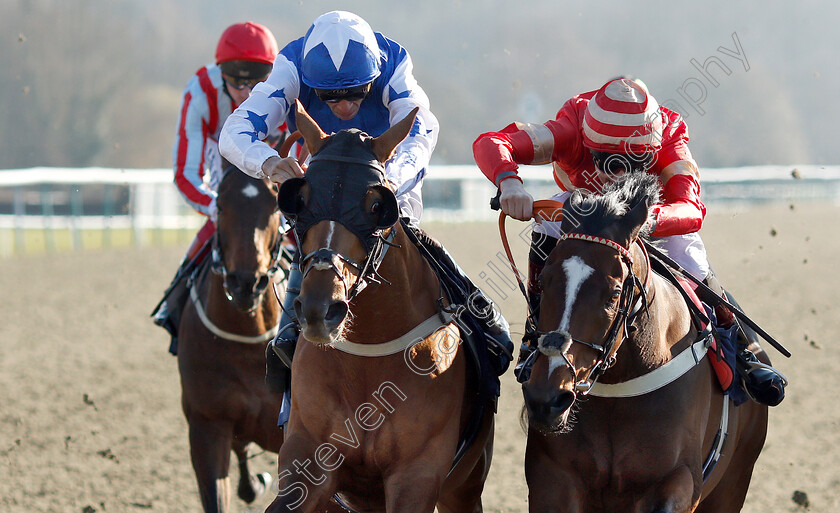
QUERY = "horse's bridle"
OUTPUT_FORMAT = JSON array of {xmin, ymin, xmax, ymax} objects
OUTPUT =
[
  {"xmin": 533, "ymin": 233, "xmax": 650, "ymax": 394},
  {"xmin": 210, "ymin": 225, "xmax": 285, "ymax": 304},
  {"xmin": 297, "ymin": 226, "xmax": 397, "ymax": 302}
]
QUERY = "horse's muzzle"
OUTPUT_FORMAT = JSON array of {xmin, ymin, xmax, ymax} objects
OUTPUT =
[
  {"xmin": 294, "ymin": 297, "xmax": 348, "ymax": 344},
  {"xmin": 224, "ymin": 271, "xmax": 268, "ymax": 312},
  {"xmin": 523, "ymin": 385, "xmax": 576, "ymax": 433}
]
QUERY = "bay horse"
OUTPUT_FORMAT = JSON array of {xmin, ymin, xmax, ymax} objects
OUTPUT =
[
  {"xmin": 265, "ymin": 100, "xmax": 495, "ymax": 513},
  {"xmin": 177, "ymin": 164, "xmax": 286, "ymax": 513},
  {"xmin": 521, "ymin": 173, "xmax": 769, "ymax": 512}
]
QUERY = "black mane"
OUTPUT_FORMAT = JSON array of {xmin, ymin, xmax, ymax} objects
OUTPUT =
[{"xmin": 560, "ymin": 173, "xmax": 662, "ymax": 237}]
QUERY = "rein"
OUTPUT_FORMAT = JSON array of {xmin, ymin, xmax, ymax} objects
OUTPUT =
[{"xmin": 497, "ymin": 200, "xmax": 565, "ymax": 326}]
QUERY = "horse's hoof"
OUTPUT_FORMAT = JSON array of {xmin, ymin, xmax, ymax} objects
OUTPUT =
[{"xmin": 257, "ymin": 471, "xmax": 273, "ymax": 494}]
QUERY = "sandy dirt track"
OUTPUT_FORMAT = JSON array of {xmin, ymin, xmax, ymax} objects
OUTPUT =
[{"xmin": 1, "ymin": 201, "xmax": 837, "ymax": 512}]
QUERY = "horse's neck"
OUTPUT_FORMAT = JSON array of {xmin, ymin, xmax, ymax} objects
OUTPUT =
[
  {"xmin": 607, "ymin": 262, "xmax": 695, "ymax": 381},
  {"xmin": 343, "ymin": 226, "xmax": 442, "ymax": 343}
]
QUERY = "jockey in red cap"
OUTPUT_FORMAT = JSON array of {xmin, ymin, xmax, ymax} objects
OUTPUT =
[
  {"xmin": 152, "ymin": 22, "xmax": 291, "ymax": 356},
  {"xmin": 473, "ymin": 77, "xmax": 785, "ymax": 406}
]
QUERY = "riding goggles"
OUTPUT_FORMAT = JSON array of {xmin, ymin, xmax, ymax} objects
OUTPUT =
[
  {"xmin": 590, "ymin": 150, "xmax": 654, "ymax": 176},
  {"xmin": 223, "ymin": 74, "xmax": 268, "ymax": 90},
  {"xmin": 314, "ymin": 83, "xmax": 372, "ymax": 104}
]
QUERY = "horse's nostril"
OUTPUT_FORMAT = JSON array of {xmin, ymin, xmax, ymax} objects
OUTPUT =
[
  {"xmin": 550, "ymin": 391, "xmax": 575, "ymax": 416},
  {"xmin": 226, "ymin": 274, "xmax": 241, "ymax": 291},
  {"xmin": 255, "ymin": 275, "xmax": 269, "ymax": 292},
  {"xmin": 523, "ymin": 386, "xmax": 575, "ymax": 424},
  {"xmin": 293, "ymin": 298, "xmax": 304, "ymax": 323},
  {"xmin": 324, "ymin": 301, "xmax": 349, "ymax": 327},
  {"xmin": 227, "ymin": 273, "xmax": 260, "ymax": 295}
]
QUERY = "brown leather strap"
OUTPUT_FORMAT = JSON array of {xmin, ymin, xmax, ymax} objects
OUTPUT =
[{"xmin": 498, "ymin": 200, "xmax": 565, "ymax": 293}]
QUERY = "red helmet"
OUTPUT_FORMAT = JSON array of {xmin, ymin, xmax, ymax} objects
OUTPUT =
[{"xmin": 215, "ymin": 22, "xmax": 278, "ymax": 65}]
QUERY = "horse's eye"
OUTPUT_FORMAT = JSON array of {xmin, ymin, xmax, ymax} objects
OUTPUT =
[
  {"xmin": 370, "ymin": 201, "xmax": 381, "ymax": 216},
  {"xmin": 608, "ymin": 289, "xmax": 621, "ymax": 303}
]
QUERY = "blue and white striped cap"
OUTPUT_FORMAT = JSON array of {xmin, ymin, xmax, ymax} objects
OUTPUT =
[{"xmin": 301, "ymin": 11, "xmax": 381, "ymax": 89}]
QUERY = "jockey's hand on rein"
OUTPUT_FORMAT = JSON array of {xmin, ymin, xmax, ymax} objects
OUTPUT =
[
  {"xmin": 261, "ymin": 155, "xmax": 305, "ymax": 185},
  {"xmin": 499, "ymin": 178, "xmax": 534, "ymax": 221}
]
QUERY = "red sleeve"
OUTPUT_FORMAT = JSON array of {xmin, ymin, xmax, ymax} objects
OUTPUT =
[
  {"xmin": 653, "ymin": 108, "xmax": 694, "ymax": 172},
  {"xmin": 650, "ymin": 173, "xmax": 706, "ymax": 236},
  {"xmin": 473, "ymin": 123, "xmax": 537, "ymax": 187}
]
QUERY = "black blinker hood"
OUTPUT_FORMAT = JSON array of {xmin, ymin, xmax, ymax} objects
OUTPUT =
[{"xmin": 278, "ymin": 129, "xmax": 398, "ymax": 253}]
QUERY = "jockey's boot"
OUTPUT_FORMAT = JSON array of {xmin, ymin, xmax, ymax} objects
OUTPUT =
[
  {"xmin": 151, "ymin": 264, "xmax": 190, "ymax": 355},
  {"xmin": 151, "ymin": 223, "xmax": 215, "ymax": 355},
  {"xmin": 703, "ymin": 272, "xmax": 787, "ymax": 406},
  {"xmin": 411, "ymin": 228, "xmax": 514, "ymax": 374},
  {"xmin": 265, "ymin": 257, "xmax": 302, "ymax": 394},
  {"xmin": 514, "ymin": 231, "xmax": 558, "ymax": 383}
]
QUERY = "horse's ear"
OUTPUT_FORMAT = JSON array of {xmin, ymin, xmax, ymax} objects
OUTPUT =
[
  {"xmin": 294, "ymin": 99, "xmax": 328, "ymax": 156},
  {"xmin": 560, "ymin": 189, "xmax": 584, "ymax": 234},
  {"xmin": 618, "ymin": 194, "xmax": 651, "ymax": 245},
  {"xmin": 371, "ymin": 107, "xmax": 419, "ymax": 163},
  {"xmin": 277, "ymin": 177, "xmax": 308, "ymax": 216}
]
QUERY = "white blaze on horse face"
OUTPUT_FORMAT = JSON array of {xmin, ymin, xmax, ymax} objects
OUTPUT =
[
  {"xmin": 559, "ymin": 256, "xmax": 594, "ymax": 332},
  {"xmin": 241, "ymin": 184, "xmax": 260, "ymax": 199},
  {"xmin": 311, "ymin": 221, "xmax": 339, "ymax": 272},
  {"xmin": 546, "ymin": 256, "xmax": 594, "ymax": 378},
  {"xmin": 324, "ymin": 221, "xmax": 336, "ymax": 248}
]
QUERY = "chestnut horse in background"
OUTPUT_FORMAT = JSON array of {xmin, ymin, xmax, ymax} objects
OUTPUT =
[
  {"xmin": 264, "ymin": 101, "xmax": 495, "ymax": 513},
  {"xmin": 177, "ymin": 165, "xmax": 286, "ymax": 513},
  {"xmin": 521, "ymin": 173, "xmax": 768, "ymax": 512}
]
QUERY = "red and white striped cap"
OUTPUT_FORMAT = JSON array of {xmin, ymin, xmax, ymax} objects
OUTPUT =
[{"xmin": 582, "ymin": 78, "xmax": 664, "ymax": 154}]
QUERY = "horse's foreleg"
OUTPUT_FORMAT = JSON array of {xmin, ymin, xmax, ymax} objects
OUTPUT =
[
  {"xmin": 524, "ymin": 438, "xmax": 584, "ymax": 513},
  {"xmin": 437, "ymin": 414, "xmax": 496, "ymax": 513},
  {"xmin": 233, "ymin": 441, "xmax": 272, "ymax": 504},
  {"xmin": 638, "ymin": 465, "xmax": 698, "ymax": 513},
  {"xmin": 188, "ymin": 415, "xmax": 234, "ymax": 513},
  {"xmin": 383, "ymin": 468, "xmax": 445, "ymax": 513},
  {"xmin": 264, "ymin": 433, "xmax": 337, "ymax": 513}
]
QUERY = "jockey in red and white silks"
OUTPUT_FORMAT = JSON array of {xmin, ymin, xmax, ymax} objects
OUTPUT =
[
  {"xmin": 153, "ymin": 22, "xmax": 286, "ymax": 354},
  {"xmin": 173, "ymin": 22, "xmax": 286, "ymax": 233},
  {"xmin": 219, "ymin": 10, "xmax": 439, "ymax": 227},
  {"xmin": 473, "ymin": 77, "xmax": 710, "ymax": 281}
]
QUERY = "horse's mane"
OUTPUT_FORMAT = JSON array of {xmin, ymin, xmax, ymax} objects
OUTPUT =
[{"xmin": 562, "ymin": 172, "xmax": 662, "ymax": 237}]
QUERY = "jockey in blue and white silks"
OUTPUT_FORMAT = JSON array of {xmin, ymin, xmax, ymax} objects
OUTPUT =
[
  {"xmin": 219, "ymin": 12, "xmax": 511, "ymax": 401},
  {"xmin": 220, "ymin": 10, "xmax": 439, "ymax": 227}
]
